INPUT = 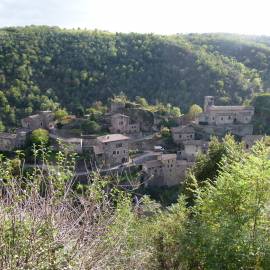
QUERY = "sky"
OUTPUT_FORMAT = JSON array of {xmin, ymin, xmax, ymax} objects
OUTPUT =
[{"xmin": 0, "ymin": 0, "xmax": 269, "ymax": 35}]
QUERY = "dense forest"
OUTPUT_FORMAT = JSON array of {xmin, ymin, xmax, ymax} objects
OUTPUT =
[{"xmin": 0, "ymin": 26, "xmax": 269, "ymax": 128}]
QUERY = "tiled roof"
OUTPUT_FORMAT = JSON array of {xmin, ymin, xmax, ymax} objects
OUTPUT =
[
  {"xmin": 171, "ymin": 125, "xmax": 194, "ymax": 133},
  {"xmin": 97, "ymin": 134, "xmax": 130, "ymax": 143},
  {"xmin": 208, "ymin": 105, "xmax": 254, "ymax": 112},
  {"xmin": 158, "ymin": 154, "xmax": 177, "ymax": 161}
]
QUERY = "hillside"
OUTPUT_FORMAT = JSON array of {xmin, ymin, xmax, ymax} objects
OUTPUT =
[{"xmin": 0, "ymin": 26, "xmax": 268, "ymax": 128}]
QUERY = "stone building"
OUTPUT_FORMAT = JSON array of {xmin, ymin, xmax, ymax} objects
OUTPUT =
[
  {"xmin": 110, "ymin": 113, "xmax": 140, "ymax": 134},
  {"xmin": 142, "ymin": 153, "xmax": 193, "ymax": 187},
  {"xmin": 171, "ymin": 125, "xmax": 195, "ymax": 144},
  {"xmin": 21, "ymin": 111, "xmax": 55, "ymax": 131},
  {"xmin": 197, "ymin": 96, "xmax": 254, "ymax": 126},
  {"xmin": 0, "ymin": 130, "xmax": 27, "ymax": 151},
  {"xmin": 242, "ymin": 135, "xmax": 264, "ymax": 150},
  {"xmin": 178, "ymin": 140, "xmax": 209, "ymax": 161},
  {"xmin": 94, "ymin": 134, "xmax": 130, "ymax": 168}
]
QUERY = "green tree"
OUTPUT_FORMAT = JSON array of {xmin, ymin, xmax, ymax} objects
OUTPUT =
[
  {"xmin": 135, "ymin": 96, "xmax": 149, "ymax": 107},
  {"xmin": 170, "ymin": 106, "xmax": 181, "ymax": 117},
  {"xmin": 182, "ymin": 142, "xmax": 270, "ymax": 269},
  {"xmin": 187, "ymin": 104, "xmax": 203, "ymax": 120},
  {"xmin": 31, "ymin": 128, "xmax": 49, "ymax": 145},
  {"xmin": 183, "ymin": 135, "xmax": 244, "ymax": 204},
  {"xmin": 81, "ymin": 120, "xmax": 101, "ymax": 134},
  {"xmin": 160, "ymin": 127, "xmax": 170, "ymax": 138},
  {"xmin": 55, "ymin": 109, "xmax": 68, "ymax": 121},
  {"xmin": 0, "ymin": 120, "xmax": 5, "ymax": 132}
]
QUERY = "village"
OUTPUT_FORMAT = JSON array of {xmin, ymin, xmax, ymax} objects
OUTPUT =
[{"xmin": 0, "ymin": 95, "xmax": 263, "ymax": 188}]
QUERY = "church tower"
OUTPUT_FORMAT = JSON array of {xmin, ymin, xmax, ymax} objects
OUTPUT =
[{"xmin": 204, "ymin": 96, "xmax": 215, "ymax": 112}]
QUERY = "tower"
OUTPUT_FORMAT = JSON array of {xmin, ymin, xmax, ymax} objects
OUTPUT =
[{"xmin": 204, "ymin": 96, "xmax": 215, "ymax": 112}]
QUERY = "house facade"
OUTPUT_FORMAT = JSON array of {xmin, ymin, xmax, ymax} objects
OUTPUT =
[
  {"xmin": 142, "ymin": 153, "xmax": 193, "ymax": 187},
  {"xmin": 171, "ymin": 125, "xmax": 195, "ymax": 144},
  {"xmin": 0, "ymin": 130, "xmax": 27, "ymax": 152},
  {"xmin": 94, "ymin": 134, "xmax": 130, "ymax": 168},
  {"xmin": 110, "ymin": 113, "xmax": 140, "ymax": 134},
  {"xmin": 21, "ymin": 111, "xmax": 55, "ymax": 131},
  {"xmin": 178, "ymin": 140, "xmax": 209, "ymax": 161}
]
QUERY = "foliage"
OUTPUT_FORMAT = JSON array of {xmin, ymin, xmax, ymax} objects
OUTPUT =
[
  {"xmin": 181, "ymin": 142, "xmax": 270, "ymax": 269},
  {"xmin": 0, "ymin": 147, "xmax": 159, "ymax": 269},
  {"xmin": 55, "ymin": 108, "xmax": 68, "ymax": 121},
  {"xmin": 251, "ymin": 93, "xmax": 270, "ymax": 134},
  {"xmin": 160, "ymin": 127, "xmax": 170, "ymax": 138},
  {"xmin": 0, "ymin": 26, "xmax": 266, "ymax": 128},
  {"xmin": 183, "ymin": 135, "xmax": 244, "ymax": 204},
  {"xmin": 31, "ymin": 128, "xmax": 49, "ymax": 145},
  {"xmin": 86, "ymin": 101, "xmax": 107, "ymax": 121},
  {"xmin": 81, "ymin": 119, "xmax": 101, "ymax": 134},
  {"xmin": 187, "ymin": 104, "xmax": 203, "ymax": 120},
  {"xmin": 2, "ymin": 141, "xmax": 270, "ymax": 269}
]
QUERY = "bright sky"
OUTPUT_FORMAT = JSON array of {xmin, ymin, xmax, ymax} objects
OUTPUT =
[{"xmin": 0, "ymin": 0, "xmax": 269, "ymax": 35}]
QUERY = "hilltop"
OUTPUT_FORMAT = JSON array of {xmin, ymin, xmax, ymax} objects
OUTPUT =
[{"xmin": 0, "ymin": 26, "xmax": 269, "ymax": 128}]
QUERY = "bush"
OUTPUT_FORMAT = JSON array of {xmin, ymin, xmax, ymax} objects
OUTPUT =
[{"xmin": 31, "ymin": 128, "xmax": 49, "ymax": 145}]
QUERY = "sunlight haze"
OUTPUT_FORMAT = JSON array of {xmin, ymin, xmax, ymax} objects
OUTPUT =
[{"xmin": 0, "ymin": 0, "xmax": 269, "ymax": 35}]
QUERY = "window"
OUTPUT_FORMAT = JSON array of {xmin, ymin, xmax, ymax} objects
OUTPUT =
[
  {"xmin": 117, "ymin": 151, "xmax": 119, "ymax": 154},
  {"xmin": 116, "ymin": 143, "xmax": 122, "ymax": 148},
  {"xmin": 179, "ymin": 134, "xmax": 182, "ymax": 138},
  {"xmin": 113, "ymin": 151, "xmax": 116, "ymax": 155}
]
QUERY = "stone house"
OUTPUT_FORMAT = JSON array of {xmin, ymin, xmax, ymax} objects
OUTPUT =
[
  {"xmin": 142, "ymin": 153, "xmax": 193, "ymax": 187},
  {"xmin": 0, "ymin": 130, "xmax": 27, "ymax": 151},
  {"xmin": 110, "ymin": 113, "xmax": 140, "ymax": 134},
  {"xmin": 179, "ymin": 140, "xmax": 209, "ymax": 161},
  {"xmin": 242, "ymin": 135, "xmax": 264, "ymax": 150},
  {"xmin": 94, "ymin": 134, "xmax": 130, "ymax": 168},
  {"xmin": 21, "ymin": 111, "xmax": 55, "ymax": 131},
  {"xmin": 197, "ymin": 96, "xmax": 254, "ymax": 126},
  {"xmin": 171, "ymin": 125, "xmax": 195, "ymax": 144}
]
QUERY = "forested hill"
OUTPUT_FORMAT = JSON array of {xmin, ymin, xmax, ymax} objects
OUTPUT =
[{"xmin": 0, "ymin": 26, "xmax": 269, "ymax": 128}]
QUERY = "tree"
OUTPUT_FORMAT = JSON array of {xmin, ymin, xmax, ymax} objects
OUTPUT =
[
  {"xmin": 182, "ymin": 142, "xmax": 270, "ymax": 269},
  {"xmin": 160, "ymin": 127, "xmax": 170, "ymax": 138},
  {"xmin": 31, "ymin": 128, "xmax": 49, "ymax": 145},
  {"xmin": 55, "ymin": 109, "xmax": 68, "ymax": 121},
  {"xmin": 183, "ymin": 135, "xmax": 244, "ymax": 204},
  {"xmin": 81, "ymin": 120, "xmax": 101, "ymax": 134},
  {"xmin": 135, "ymin": 96, "xmax": 148, "ymax": 107},
  {"xmin": 170, "ymin": 106, "xmax": 181, "ymax": 117},
  {"xmin": 187, "ymin": 104, "xmax": 203, "ymax": 120},
  {"xmin": 0, "ymin": 120, "xmax": 5, "ymax": 132}
]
